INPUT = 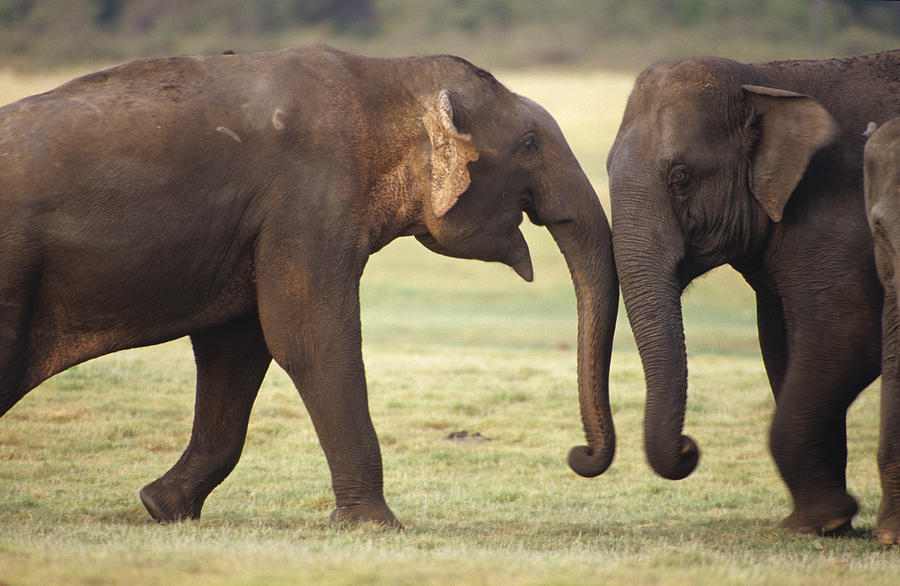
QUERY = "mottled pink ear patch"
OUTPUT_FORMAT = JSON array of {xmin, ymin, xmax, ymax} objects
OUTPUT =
[{"xmin": 423, "ymin": 90, "xmax": 479, "ymax": 218}]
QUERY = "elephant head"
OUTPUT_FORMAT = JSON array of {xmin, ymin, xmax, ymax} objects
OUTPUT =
[
  {"xmin": 411, "ymin": 65, "xmax": 619, "ymax": 477},
  {"xmin": 865, "ymin": 119, "xmax": 900, "ymax": 246},
  {"xmin": 606, "ymin": 58, "xmax": 837, "ymax": 480}
]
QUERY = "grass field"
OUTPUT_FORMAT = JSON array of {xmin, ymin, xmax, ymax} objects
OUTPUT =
[{"xmin": 0, "ymin": 66, "xmax": 897, "ymax": 585}]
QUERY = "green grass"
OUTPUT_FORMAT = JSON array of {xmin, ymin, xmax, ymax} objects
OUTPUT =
[{"xmin": 1, "ymin": 69, "xmax": 897, "ymax": 585}]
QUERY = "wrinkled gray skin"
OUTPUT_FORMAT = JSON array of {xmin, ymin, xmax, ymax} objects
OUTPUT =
[
  {"xmin": 0, "ymin": 45, "xmax": 618, "ymax": 528},
  {"xmin": 864, "ymin": 117, "xmax": 900, "ymax": 545},
  {"xmin": 606, "ymin": 50, "xmax": 899, "ymax": 538}
]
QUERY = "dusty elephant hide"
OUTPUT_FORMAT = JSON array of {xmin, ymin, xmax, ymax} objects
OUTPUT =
[{"xmin": 0, "ymin": 44, "xmax": 619, "ymax": 529}]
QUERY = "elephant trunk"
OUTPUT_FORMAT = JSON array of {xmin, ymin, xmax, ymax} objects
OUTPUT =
[
  {"xmin": 612, "ymin": 223, "xmax": 699, "ymax": 480},
  {"xmin": 542, "ymin": 193, "xmax": 619, "ymax": 478}
]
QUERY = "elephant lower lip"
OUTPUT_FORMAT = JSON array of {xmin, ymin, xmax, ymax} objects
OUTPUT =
[
  {"xmin": 512, "ymin": 259, "xmax": 534, "ymax": 282},
  {"xmin": 507, "ymin": 229, "xmax": 534, "ymax": 282}
]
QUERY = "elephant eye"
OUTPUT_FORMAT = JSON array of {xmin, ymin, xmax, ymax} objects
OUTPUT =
[
  {"xmin": 522, "ymin": 135, "xmax": 540, "ymax": 153},
  {"xmin": 668, "ymin": 166, "xmax": 691, "ymax": 192}
]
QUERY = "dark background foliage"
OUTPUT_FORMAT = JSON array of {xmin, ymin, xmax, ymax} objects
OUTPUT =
[{"xmin": 0, "ymin": 1, "xmax": 898, "ymax": 70}]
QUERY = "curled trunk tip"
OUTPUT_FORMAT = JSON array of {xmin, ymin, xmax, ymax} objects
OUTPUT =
[
  {"xmin": 568, "ymin": 444, "xmax": 614, "ymax": 477},
  {"xmin": 542, "ymin": 185, "xmax": 618, "ymax": 486},
  {"xmin": 612, "ymin": 217, "xmax": 697, "ymax": 483},
  {"xmin": 647, "ymin": 434, "xmax": 700, "ymax": 480}
]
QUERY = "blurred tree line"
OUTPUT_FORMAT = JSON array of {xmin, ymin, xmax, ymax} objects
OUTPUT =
[{"xmin": 0, "ymin": 0, "xmax": 897, "ymax": 69}]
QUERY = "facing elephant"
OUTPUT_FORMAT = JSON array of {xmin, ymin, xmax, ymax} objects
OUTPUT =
[
  {"xmin": 864, "ymin": 117, "xmax": 900, "ymax": 545},
  {"xmin": 604, "ymin": 50, "xmax": 899, "ymax": 538},
  {"xmin": 0, "ymin": 45, "xmax": 618, "ymax": 528}
]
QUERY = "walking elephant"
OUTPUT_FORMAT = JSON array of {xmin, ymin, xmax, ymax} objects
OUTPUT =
[
  {"xmin": 600, "ymin": 50, "xmax": 899, "ymax": 539},
  {"xmin": 864, "ymin": 117, "xmax": 900, "ymax": 545},
  {"xmin": 0, "ymin": 45, "xmax": 619, "ymax": 529}
]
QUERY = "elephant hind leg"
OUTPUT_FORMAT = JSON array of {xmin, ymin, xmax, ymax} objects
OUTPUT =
[
  {"xmin": 140, "ymin": 314, "xmax": 271, "ymax": 522},
  {"xmin": 0, "ymin": 337, "xmax": 30, "ymax": 417},
  {"xmin": 0, "ymin": 364, "xmax": 29, "ymax": 418},
  {"xmin": 0, "ymin": 266, "xmax": 42, "ymax": 417}
]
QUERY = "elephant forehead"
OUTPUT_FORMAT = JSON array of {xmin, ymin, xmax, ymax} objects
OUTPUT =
[
  {"xmin": 472, "ymin": 94, "xmax": 541, "ymax": 142},
  {"xmin": 867, "ymin": 142, "xmax": 900, "ymax": 177},
  {"xmin": 868, "ymin": 118, "xmax": 900, "ymax": 154},
  {"xmin": 657, "ymin": 108, "xmax": 703, "ymax": 157},
  {"xmin": 867, "ymin": 125, "xmax": 900, "ymax": 181},
  {"xmin": 618, "ymin": 103, "xmax": 729, "ymax": 165},
  {"xmin": 515, "ymin": 95, "xmax": 558, "ymax": 128}
]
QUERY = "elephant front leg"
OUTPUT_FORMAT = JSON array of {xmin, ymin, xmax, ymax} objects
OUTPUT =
[
  {"xmin": 140, "ymin": 315, "xmax": 272, "ymax": 522},
  {"xmin": 758, "ymin": 291, "xmax": 880, "ymax": 536},
  {"xmin": 876, "ymin": 372, "xmax": 900, "ymax": 545},
  {"xmin": 877, "ymin": 286, "xmax": 900, "ymax": 545},
  {"xmin": 769, "ymin": 366, "xmax": 864, "ymax": 535},
  {"xmin": 257, "ymin": 268, "xmax": 402, "ymax": 530},
  {"xmin": 300, "ymin": 367, "xmax": 401, "ymax": 530}
]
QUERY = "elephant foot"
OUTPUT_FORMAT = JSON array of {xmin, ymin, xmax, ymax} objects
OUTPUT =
[
  {"xmin": 875, "ymin": 499, "xmax": 900, "ymax": 545},
  {"xmin": 778, "ymin": 496, "xmax": 858, "ymax": 536},
  {"xmin": 139, "ymin": 478, "xmax": 204, "ymax": 523},
  {"xmin": 779, "ymin": 513, "xmax": 854, "ymax": 536},
  {"xmin": 875, "ymin": 523, "xmax": 900, "ymax": 545},
  {"xmin": 329, "ymin": 500, "xmax": 404, "ymax": 531}
]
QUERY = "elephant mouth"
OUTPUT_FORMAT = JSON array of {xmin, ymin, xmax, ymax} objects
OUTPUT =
[
  {"xmin": 415, "ymin": 227, "xmax": 534, "ymax": 282},
  {"xmin": 523, "ymin": 197, "xmax": 544, "ymax": 226}
]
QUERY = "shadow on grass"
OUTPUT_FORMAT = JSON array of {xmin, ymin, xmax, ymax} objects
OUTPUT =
[{"xmin": 402, "ymin": 514, "xmax": 894, "ymax": 556}]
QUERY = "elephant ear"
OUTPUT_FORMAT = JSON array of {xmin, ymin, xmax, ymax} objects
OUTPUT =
[
  {"xmin": 422, "ymin": 90, "xmax": 479, "ymax": 218},
  {"xmin": 742, "ymin": 84, "xmax": 838, "ymax": 222}
]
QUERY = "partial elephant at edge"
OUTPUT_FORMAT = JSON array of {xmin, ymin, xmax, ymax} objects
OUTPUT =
[{"xmin": 864, "ymin": 116, "xmax": 900, "ymax": 545}]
